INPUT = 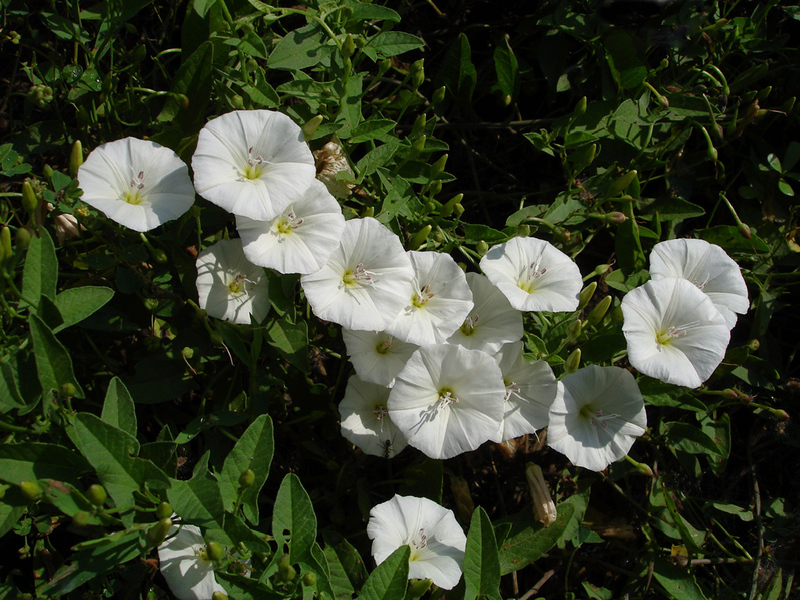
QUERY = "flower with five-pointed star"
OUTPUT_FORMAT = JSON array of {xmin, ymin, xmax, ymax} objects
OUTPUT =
[{"xmin": 158, "ymin": 521, "xmax": 227, "ymax": 600}]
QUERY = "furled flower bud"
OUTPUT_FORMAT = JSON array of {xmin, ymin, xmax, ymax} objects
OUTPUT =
[
  {"xmin": 587, "ymin": 296, "xmax": 612, "ymax": 327},
  {"xmin": 314, "ymin": 140, "xmax": 354, "ymax": 198},
  {"xmin": 20, "ymin": 481, "xmax": 43, "ymax": 502},
  {"xmin": 431, "ymin": 86, "xmax": 446, "ymax": 106},
  {"xmin": 69, "ymin": 140, "xmax": 84, "ymax": 177},
  {"xmin": 525, "ymin": 463, "xmax": 557, "ymax": 526},
  {"xmin": 302, "ymin": 115, "xmax": 324, "ymax": 140},
  {"xmin": 578, "ymin": 282, "xmax": 597, "ymax": 310},
  {"xmin": 54, "ymin": 212, "xmax": 81, "ymax": 244},
  {"xmin": 409, "ymin": 224, "xmax": 432, "ymax": 250},
  {"xmin": 145, "ymin": 517, "xmax": 173, "ymax": 547},
  {"xmin": 564, "ymin": 348, "xmax": 581, "ymax": 374}
]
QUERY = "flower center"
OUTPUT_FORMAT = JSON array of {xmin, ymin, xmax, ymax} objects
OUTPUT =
[
  {"xmin": 196, "ymin": 546, "xmax": 211, "ymax": 563},
  {"xmin": 228, "ymin": 274, "xmax": 248, "ymax": 295},
  {"xmin": 274, "ymin": 210, "xmax": 304, "ymax": 236},
  {"xmin": 656, "ymin": 321, "xmax": 699, "ymax": 346},
  {"xmin": 410, "ymin": 284, "xmax": 435, "ymax": 309},
  {"xmin": 342, "ymin": 263, "xmax": 379, "ymax": 287},
  {"xmin": 438, "ymin": 387, "xmax": 458, "ymax": 408},
  {"xmin": 518, "ymin": 252, "xmax": 547, "ymax": 294},
  {"xmin": 504, "ymin": 380, "xmax": 523, "ymax": 401},
  {"xmin": 692, "ymin": 273, "xmax": 711, "ymax": 291},
  {"xmin": 375, "ymin": 338, "xmax": 393, "ymax": 355},
  {"xmin": 459, "ymin": 315, "xmax": 479, "ymax": 336},
  {"xmin": 373, "ymin": 404, "xmax": 389, "ymax": 420},
  {"xmin": 123, "ymin": 170, "xmax": 146, "ymax": 205},
  {"xmin": 579, "ymin": 405, "xmax": 618, "ymax": 429},
  {"xmin": 243, "ymin": 147, "xmax": 267, "ymax": 180}
]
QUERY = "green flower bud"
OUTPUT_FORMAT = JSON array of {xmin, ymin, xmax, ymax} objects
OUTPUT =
[
  {"xmin": 87, "ymin": 484, "xmax": 107, "ymax": 506},
  {"xmin": 302, "ymin": 115, "xmax": 324, "ymax": 140},
  {"xmin": 42, "ymin": 164, "xmax": 54, "ymax": 181},
  {"xmin": 342, "ymin": 34, "xmax": 356, "ymax": 59},
  {"xmin": 564, "ymin": 348, "xmax": 581, "ymax": 375},
  {"xmin": 625, "ymin": 456, "xmax": 654, "ymax": 477},
  {"xmin": 411, "ymin": 135, "xmax": 426, "ymax": 155},
  {"xmin": 72, "ymin": 510, "xmax": 90, "ymax": 527},
  {"xmin": 592, "ymin": 263, "xmax": 611, "ymax": 278},
  {"xmin": 430, "ymin": 154, "xmax": 448, "ymax": 179},
  {"xmin": 1, "ymin": 227, "xmax": 11, "ymax": 260},
  {"xmin": 476, "ymin": 240, "xmax": 489, "ymax": 257},
  {"xmin": 423, "ymin": 201, "xmax": 437, "ymax": 215},
  {"xmin": 362, "ymin": 206, "xmax": 374, "ymax": 218},
  {"xmin": 573, "ymin": 96, "xmax": 587, "ymax": 118},
  {"xmin": 409, "ymin": 225, "xmax": 432, "ymax": 250},
  {"xmin": 607, "ymin": 170, "xmax": 637, "ymax": 197},
  {"xmin": 207, "ymin": 541, "xmax": 226, "ymax": 563},
  {"xmin": 781, "ymin": 96, "xmax": 796, "ymax": 113},
  {"xmin": 145, "ymin": 517, "xmax": 173, "ymax": 547},
  {"xmin": 377, "ymin": 59, "xmax": 391, "ymax": 78},
  {"xmin": 566, "ymin": 319, "xmax": 582, "ymax": 342},
  {"xmin": 410, "ymin": 59, "xmax": 424, "ymax": 89},
  {"xmin": 302, "ymin": 572, "xmax": 317, "ymax": 587},
  {"xmin": 737, "ymin": 221, "xmax": 751, "ymax": 239},
  {"xmin": 605, "ymin": 211, "xmax": 628, "ymax": 224},
  {"xmin": 428, "ymin": 180, "xmax": 441, "ymax": 196},
  {"xmin": 15, "ymin": 227, "xmax": 30, "ymax": 251},
  {"xmin": 239, "ymin": 469, "xmax": 255, "ymax": 489},
  {"xmin": 432, "ymin": 229, "xmax": 444, "ymax": 244},
  {"xmin": 144, "ymin": 298, "xmax": 159, "ymax": 312},
  {"xmin": 410, "ymin": 114, "xmax": 427, "ymax": 140},
  {"xmin": 578, "ymin": 282, "xmax": 597, "ymax": 310},
  {"xmin": 587, "ymin": 296, "xmax": 612, "ymax": 327},
  {"xmin": 156, "ymin": 501, "xmax": 173, "ymax": 520},
  {"xmin": 231, "ymin": 94, "xmax": 244, "ymax": 109},
  {"xmin": 277, "ymin": 554, "xmax": 291, "ymax": 568},
  {"xmin": 407, "ymin": 579, "xmax": 433, "ymax": 599},
  {"xmin": 453, "ymin": 202, "xmax": 464, "ymax": 217},
  {"xmin": 212, "ymin": 593, "xmax": 228, "ymax": 600},
  {"xmin": 440, "ymin": 193, "xmax": 463, "ymax": 218},
  {"xmin": 431, "ymin": 86, "xmax": 446, "ymax": 106},
  {"xmin": 20, "ymin": 481, "xmax": 43, "ymax": 502},
  {"xmin": 22, "ymin": 181, "xmax": 38, "ymax": 216},
  {"xmin": 517, "ymin": 224, "xmax": 530, "ymax": 237}
]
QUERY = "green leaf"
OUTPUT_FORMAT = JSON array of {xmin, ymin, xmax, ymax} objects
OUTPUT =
[
  {"xmin": 0, "ymin": 361, "xmax": 25, "ymax": 413},
  {"xmin": 266, "ymin": 317, "xmax": 309, "ymax": 373},
  {"xmin": 604, "ymin": 30, "xmax": 647, "ymax": 89},
  {"xmin": 358, "ymin": 545, "xmax": 410, "ymax": 600},
  {"xmin": 398, "ymin": 457, "xmax": 442, "ymax": 503},
  {"xmin": 437, "ymin": 33, "xmax": 477, "ymax": 102},
  {"xmin": 493, "ymin": 35, "xmax": 518, "ymax": 98},
  {"xmin": 323, "ymin": 532, "xmax": 368, "ymax": 598},
  {"xmin": 347, "ymin": 4, "xmax": 400, "ymax": 23},
  {"xmin": 0, "ymin": 443, "xmax": 90, "ymax": 486},
  {"xmin": 0, "ymin": 487, "xmax": 27, "ymax": 538},
  {"xmin": 272, "ymin": 473, "xmax": 317, "ymax": 563},
  {"xmin": 22, "ymin": 229, "xmax": 58, "ymax": 308},
  {"xmin": 158, "ymin": 41, "xmax": 214, "ymax": 128},
  {"xmin": 167, "ymin": 451, "xmax": 225, "ymax": 530},
  {"xmin": 219, "ymin": 414, "xmax": 274, "ymax": 525},
  {"xmin": 348, "ymin": 119, "xmax": 397, "ymax": 144},
  {"xmin": 652, "ymin": 558, "xmax": 709, "ymax": 600},
  {"xmin": 463, "ymin": 507, "xmax": 501, "ymax": 600},
  {"xmin": 36, "ymin": 294, "xmax": 63, "ymax": 331},
  {"xmin": 268, "ymin": 24, "xmax": 334, "ymax": 70},
  {"xmin": 193, "ymin": 0, "xmax": 217, "ymax": 18},
  {"xmin": 497, "ymin": 503, "xmax": 575, "ymax": 575},
  {"xmin": 101, "ymin": 377, "xmax": 137, "ymax": 438},
  {"xmin": 340, "ymin": 74, "xmax": 363, "ymax": 130},
  {"xmin": 641, "ymin": 197, "xmax": 705, "ymax": 221},
  {"xmin": 29, "ymin": 314, "xmax": 84, "ymax": 398},
  {"xmin": 356, "ymin": 141, "xmax": 400, "ymax": 178},
  {"xmin": 665, "ymin": 422, "xmax": 724, "ymax": 456},
  {"xmin": 363, "ymin": 31, "xmax": 424, "ymax": 60}
]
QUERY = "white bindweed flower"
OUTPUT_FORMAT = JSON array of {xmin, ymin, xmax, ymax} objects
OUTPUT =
[
  {"xmin": 649, "ymin": 238, "xmax": 749, "ymax": 329},
  {"xmin": 300, "ymin": 217, "xmax": 414, "ymax": 331},
  {"xmin": 236, "ymin": 179, "xmax": 345, "ymax": 275},
  {"xmin": 192, "ymin": 110, "xmax": 316, "ymax": 221},
  {"xmin": 339, "ymin": 376, "xmax": 408, "ymax": 458},
  {"xmin": 196, "ymin": 238, "xmax": 270, "ymax": 325},
  {"xmin": 480, "ymin": 237, "xmax": 582, "ymax": 312},
  {"xmin": 384, "ymin": 251, "xmax": 474, "ymax": 345},
  {"xmin": 388, "ymin": 344, "xmax": 506, "ymax": 460},
  {"xmin": 548, "ymin": 365, "xmax": 647, "ymax": 472},
  {"xmin": 621, "ymin": 278, "xmax": 730, "ymax": 388},
  {"xmin": 341, "ymin": 329, "xmax": 418, "ymax": 387},
  {"xmin": 367, "ymin": 494, "xmax": 467, "ymax": 590},
  {"xmin": 493, "ymin": 341, "xmax": 561, "ymax": 442},
  {"xmin": 77, "ymin": 137, "xmax": 195, "ymax": 232},
  {"xmin": 158, "ymin": 521, "xmax": 226, "ymax": 600},
  {"xmin": 446, "ymin": 273, "xmax": 524, "ymax": 354}
]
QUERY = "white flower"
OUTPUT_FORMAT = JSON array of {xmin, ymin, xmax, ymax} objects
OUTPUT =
[
  {"xmin": 77, "ymin": 137, "xmax": 195, "ymax": 232},
  {"xmin": 621, "ymin": 278, "xmax": 730, "ymax": 388},
  {"xmin": 236, "ymin": 179, "xmax": 345, "ymax": 275},
  {"xmin": 384, "ymin": 251, "xmax": 474, "ymax": 345},
  {"xmin": 479, "ymin": 237, "xmax": 582, "ymax": 312},
  {"xmin": 341, "ymin": 329, "xmax": 418, "ymax": 387},
  {"xmin": 339, "ymin": 376, "xmax": 408, "ymax": 458},
  {"xmin": 367, "ymin": 495, "xmax": 466, "ymax": 590},
  {"xmin": 388, "ymin": 344, "xmax": 506, "ymax": 460},
  {"xmin": 192, "ymin": 110, "xmax": 316, "ymax": 221},
  {"xmin": 548, "ymin": 365, "xmax": 647, "ymax": 472},
  {"xmin": 300, "ymin": 217, "xmax": 414, "ymax": 331},
  {"xmin": 158, "ymin": 521, "xmax": 226, "ymax": 600},
  {"xmin": 196, "ymin": 238, "xmax": 270, "ymax": 325},
  {"xmin": 446, "ymin": 273, "xmax": 524, "ymax": 354},
  {"xmin": 649, "ymin": 238, "xmax": 749, "ymax": 329},
  {"xmin": 493, "ymin": 341, "xmax": 560, "ymax": 442}
]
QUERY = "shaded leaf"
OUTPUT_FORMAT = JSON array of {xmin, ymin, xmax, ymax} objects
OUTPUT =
[
  {"xmin": 22, "ymin": 229, "xmax": 57, "ymax": 308},
  {"xmin": 359, "ymin": 545, "xmax": 410, "ymax": 600},
  {"xmin": 464, "ymin": 507, "xmax": 501, "ymax": 600},
  {"xmin": 272, "ymin": 473, "xmax": 317, "ymax": 563},
  {"xmin": 29, "ymin": 314, "xmax": 84, "ymax": 398},
  {"xmin": 101, "ymin": 377, "xmax": 137, "ymax": 438}
]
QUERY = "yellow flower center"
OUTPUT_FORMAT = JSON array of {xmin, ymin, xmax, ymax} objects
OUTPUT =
[
  {"xmin": 228, "ymin": 274, "xmax": 247, "ymax": 295},
  {"xmin": 459, "ymin": 315, "xmax": 478, "ymax": 336}
]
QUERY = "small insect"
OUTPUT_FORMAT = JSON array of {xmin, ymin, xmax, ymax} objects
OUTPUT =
[{"xmin": 379, "ymin": 437, "xmax": 395, "ymax": 459}]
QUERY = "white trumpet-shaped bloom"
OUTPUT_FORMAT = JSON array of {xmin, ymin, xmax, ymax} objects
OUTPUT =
[
  {"xmin": 300, "ymin": 217, "xmax": 414, "ymax": 331},
  {"xmin": 480, "ymin": 237, "xmax": 582, "ymax": 312},
  {"xmin": 341, "ymin": 329, "xmax": 418, "ymax": 387},
  {"xmin": 367, "ymin": 495, "xmax": 467, "ymax": 590},
  {"xmin": 236, "ymin": 179, "xmax": 345, "ymax": 274},
  {"xmin": 196, "ymin": 238, "xmax": 270, "ymax": 325},
  {"xmin": 77, "ymin": 137, "xmax": 195, "ymax": 232},
  {"xmin": 384, "ymin": 251, "xmax": 474, "ymax": 345},
  {"xmin": 388, "ymin": 344, "xmax": 506, "ymax": 460},
  {"xmin": 446, "ymin": 273, "xmax": 524, "ymax": 354},
  {"xmin": 548, "ymin": 365, "xmax": 647, "ymax": 472},
  {"xmin": 158, "ymin": 521, "xmax": 226, "ymax": 600},
  {"xmin": 192, "ymin": 110, "xmax": 316, "ymax": 221},
  {"xmin": 649, "ymin": 238, "xmax": 749, "ymax": 329},
  {"xmin": 493, "ymin": 341, "xmax": 561, "ymax": 442},
  {"xmin": 339, "ymin": 376, "xmax": 408, "ymax": 458},
  {"xmin": 621, "ymin": 278, "xmax": 730, "ymax": 388}
]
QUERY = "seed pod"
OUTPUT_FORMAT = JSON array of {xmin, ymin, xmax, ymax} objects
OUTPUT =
[
  {"xmin": 145, "ymin": 517, "xmax": 173, "ymax": 547},
  {"xmin": 156, "ymin": 501, "xmax": 173, "ymax": 520},
  {"xmin": 279, "ymin": 564, "xmax": 297, "ymax": 582},
  {"xmin": 207, "ymin": 541, "xmax": 225, "ymax": 563},
  {"xmin": 239, "ymin": 469, "xmax": 255, "ymax": 489},
  {"xmin": 60, "ymin": 383, "xmax": 77, "ymax": 398},
  {"xmin": 72, "ymin": 511, "xmax": 90, "ymax": 527},
  {"xmin": 87, "ymin": 484, "xmax": 107, "ymax": 506},
  {"xmin": 302, "ymin": 572, "xmax": 317, "ymax": 587},
  {"xmin": 20, "ymin": 481, "xmax": 43, "ymax": 502}
]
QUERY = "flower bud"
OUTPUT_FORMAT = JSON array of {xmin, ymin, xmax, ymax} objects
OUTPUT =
[
  {"xmin": 608, "ymin": 170, "xmax": 637, "ymax": 197},
  {"xmin": 341, "ymin": 34, "xmax": 356, "ymax": 59},
  {"xmin": 407, "ymin": 579, "xmax": 433, "ymax": 599},
  {"xmin": 566, "ymin": 319, "xmax": 582, "ymax": 342},
  {"xmin": 144, "ymin": 298, "xmax": 159, "ymax": 312},
  {"xmin": 155, "ymin": 501, "xmax": 173, "ymax": 520},
  {"xmin": 87, "ymin": 484, "xmax": 107, "ymax": 506},
  {"xmin": 525, "ymin": 464, "xmax": 557, "ymax": 526},
  {"xmin": 145, "ymin": 517, "xmax": 173, "ymax": 547},
  {"xmin": 737, "ymin": 221, "xmax": 751, "ymax": 239},
  {"xmin": 277, "ymin": 554, "xmax": 291, "ymax": 568},
  {"xmin": 409, "ymin": 224, "xmax": 432, "ymax": 250},
  {"xmin": 20, "ymin": 481, "xmax": 43, "ymax": 502},
  {"xmin": 564, "ymin": 348, "xmax": 581, "ymax": 374},
  {"xmin": 15, "ymin": 227, "xmax": 31, "ymax": 251},
  {"xmin": 411, "ymin": 135, "xmax": 426, "ymax": 155},
  {"xmin": 587, "ymin": 296, "xmax": 612, "ymax": 327},
  {"xmin": 573, "ymin": 96, "xmax": 587, "ymax": 118},
  {"xmin": 42, "ymin": 164, "xmax": 54, "ymax": 181},
  {"xmin": 517, "ymin": 224, "xmax": 530, "ymax": 237},
  {"xmin": 54, "ymin": 213, "xmax": 81, "ymax": 244},
  {"xmin": 476, "ymin": 240, "xmax": 489, "ymax": 257},
  {"xmin": 428, "ymin": 180, "xmax": 442, "ymax": 197},
  {"xmin": 605, "ymin": 211, "xmax": 628, "ymax": 224},
  {"xmin": 239, "ymin": 469, "xmax": 255, "ymax": 489},
  {"xmin": 302, "ymin": 572, "xmax": 317, "ymax": 587},
  {"xmin": 440, "ymin": 193, "xmax": 463, "ymax": 218},
  {"xmin": 430, "ymin": 154, "xmax": 448, "ymax": 179},
  {"xmin": 207, "ymin": 541, "xmax": 226, "ymax": 563},
  {"xmin": 410, "ymin": 59, "xmax": 424, "ymax": 89},
  {"xmin": 747, "ymin": 339, "xmax": 760, "ymax": 352},
  {"xmin": 410, "ymin": 114, "xmax": 427, "ymax": 140},
  {"xmin": 22, "ymin": 181, "xmax": 38, "ymax": 216},
  {"xmin": 1, "ymin": 227, "xmax": 12, "ymax": 261},
  {"xmin": 377, "ymin": 59, "xmax": 391, "ymax": 78},
  {"xmin": 279, "ymin": 564, "xmax": 297, "ymax": 582},
  {"xmin": 362, "ymin": 206, "xmax": 374, "ymax": 218},
  {"xmin": 212, "ymin": 593, "xmax": 228, "ymax": 600},
  {"xmin": 578, "ymin": 282, "xmax": 597, "ymax": 310},
  {"xmin": 625, "ymin": 455, "xmax": 654, "ymax": 477},
  {"xmin": 60, "ymin": 382, "xmax": 77, "ymax": 398},
  {"xmin": 181, "ymin": 347, "xmax": 194, "ymax": 360},
  {"xmin": 431, "ymin": 86, "xmax": 446, "ymax": 106},
  {"xmin": 302, "ymin": 115, "xmax": 324, "ymax": 140},
  {"xmin": 69, "ymin": 140, "xmax": 84, "ymax": 177}
]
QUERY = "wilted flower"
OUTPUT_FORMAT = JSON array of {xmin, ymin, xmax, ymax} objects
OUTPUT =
[
  {"xmin": 649, "ymin": 238, "xmax": 749, "ymax": 329},
  {"xmin": 314, "ymin": 139, "xmax": 355, "ymax": 198},
  {"xmin": 300, "ymin": 217, "xmax": 414, "ymax": 331},
  {"xmin": 388, "ymin": 344, "xmax": 506, "ymax": 460},
  {"xmin": 339, "ymin": 376, "xmax": 408, "ymax": 458},
  {"xmin": 384, "ymin": 251, "xmax": 474, "ymax": 345},
  {"xmin": 236, "ymin": 179, "xmax": 345, "ymax": 275},
  {"xmin": 77, "ymin": 137, "xmax": 195, "ymax": 232},
  {"xmin": 446, "ymin": 273, "xmax": 524, "ymax": 354},
  {"xmin": 525, "ymin": 463, "xmax": 557, "ymax": 526},
  {"xmin": 480, "ymin": 237, "xmax": 582, "ymax": 312},
  {"xmin": 621, "ymin": 278, "xmax": 730, "ymax": 388},
  {"xmin": 196, "ymin": 238, "xmax": 270, "ymax": 325},
  {"xmin": 367, "ymin": 494, "xmax": 467, "ymax": 590},
  {"xmin": 192, "ymin": 110, "xmax": 316, "ymax": 221},
  {"xmin": 548, "ymin": 365, "xmax": 647, "ymax": 472},
  {"xmin": 158, "ymin": 521, "xmax": 226, "ymax": 600},
  {"xmin": 341, "ymin": 329, "xmax": 418, "ymax": 387},
  {"xmin": 54, "ymin": 212, "xmax": 81, "ymax": 244}
]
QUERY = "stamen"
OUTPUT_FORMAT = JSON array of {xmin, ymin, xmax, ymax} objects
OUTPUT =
[
  {"xmin": 274, "ymin": 210, "xmax": 304, "ymax": 236},
  {"xmin": 656, "ymin": 321, "xmax": 700, "ymax": 346},
  {"xmin": 373, "ymin": 404, "xmax": 389, "ymax": 420},
  {"xmin": 504, "ymin": 381, "xmax": 523, "ymax": 402},
  {"xmin": 228, "ymin": 273, "xmax": 249, "ymax": 295},
  {"xmin": 375, "ymin": 338, "xmax": 393, "ymax": 355},
  {"xmin": 243, "ymin": 147, "xmax": 267, "ymax": 180},
  {"xmin": 460, "ymin": 315, "xmax": 479, "ymax": 336},
  {"xmin": 438, "ymin": 390, "xmax": 458, "ymax": 407},
  {"xmin": 411, "ymin": 284, "xmax": 435, "ymax": 309},
  {"xmin": 342, "ymin": 263, "xmax": 380, "ymax": 286},
  {"xmin": 518, "ymin": 251, "xmax": 548, "ymax": 293},
  {"xmin": 693, "ymin": 274, "xmax": 710, "ymax": 291},
  {"xmin": 411, "ymin": 528, "xmax": 428, "ymax": 549}
]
